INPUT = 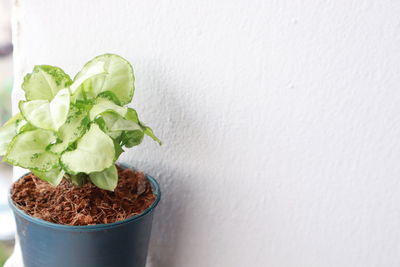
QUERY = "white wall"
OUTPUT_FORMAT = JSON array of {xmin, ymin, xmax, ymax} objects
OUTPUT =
[{"xmin": 11, "ymin": 1, "xmax": 400, "ymax": 266}]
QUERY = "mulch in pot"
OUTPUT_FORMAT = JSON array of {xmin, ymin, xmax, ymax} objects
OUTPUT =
[{"xmin": 11, "ymin": 166, "xmax": 156, "ymax": 226}]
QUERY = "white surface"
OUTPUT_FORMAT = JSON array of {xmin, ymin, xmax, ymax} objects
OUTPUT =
[
  {"xmin": 0, "ymin": 0, "xmax": 11, "ymax": 44},
  {"xmin": 7, "ymin": 0, "xmax": 400, "ymax": 267},
  {"xmin": 4, "ymin": 240, "xmax": 21, "ymax": 267},
  {"xmin": 0, "ymin": 162, "xmax": 15, "ymax": 239}
]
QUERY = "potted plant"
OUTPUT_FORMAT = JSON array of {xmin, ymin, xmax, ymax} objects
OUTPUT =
[{"xmin": 0, "ymin": 54, "xmax": 162, "ymax": 267}]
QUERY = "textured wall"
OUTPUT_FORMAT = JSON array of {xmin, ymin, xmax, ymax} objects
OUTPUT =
[{"xmin": 11, "ymin": 0, "xmax": 400, "ymax": 266}]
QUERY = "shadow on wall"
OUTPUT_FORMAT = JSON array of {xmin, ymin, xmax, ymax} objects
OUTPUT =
[
  {"xmin": 148, "ymin": 168, "xmax": 190, "ymax": 267},
  {"xmin": 137, "ymin": 64, "xmax": 213, "ymax": 267}
]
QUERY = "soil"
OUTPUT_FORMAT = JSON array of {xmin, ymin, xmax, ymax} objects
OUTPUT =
[{"xmin": 11, "ymin": 166, "xmax": 156, "ymax": 226}]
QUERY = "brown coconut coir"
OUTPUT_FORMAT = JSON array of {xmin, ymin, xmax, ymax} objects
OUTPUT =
[{"xmin": 11, "ymin": 166, "xmax": 156, "ymax": 226}]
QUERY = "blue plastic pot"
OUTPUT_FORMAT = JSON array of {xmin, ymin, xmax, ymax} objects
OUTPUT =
[{"xmin": 8, "ymin": 165, "xmax": 161, "ymax": 267}]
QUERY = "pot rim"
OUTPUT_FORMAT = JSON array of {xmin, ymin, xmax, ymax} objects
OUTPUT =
[{"xmin": 8, "ymin": 163, "xmax": 161, "ymax": 231}]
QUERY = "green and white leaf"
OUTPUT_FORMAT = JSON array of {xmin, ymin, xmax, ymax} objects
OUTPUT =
[
  {"xmin": 17, "ymin": 121, "xmax": 36, "ymax": 133},
  {"xmin": 50, "ymin": 105, "xmax": 89, "ymax": 154},
  {"xmin": 102, "ymin": 112, "xmax": 141, "ymax": 132},
  {"xmin": 61, "ymin": 124, "xmax": 115, "ymax": 174},
  {"xmin": 126, "ymin": 108, "xmax": 162, "ymax": 145},
  {"xmin": 113, "ymin": 140, "xmax": 124, "ymax": 159},
  {"xmin": 0, "ymin": 124, "xmax": 17, "ymax": 156},
  {"xmin": 73, "ymin": 54, "xmax": 134, "ymax": 104},
  {"xmin": 125, "ymin": 108, "xmax": 140, "ymax": 123},
  {"xmin": 121, "ymin": 130, "xmax": 144, "ymax": 148},
  {"xmin": 70, "ymin": 61, "xmax": 106, "ymax": 94},
  {"xmin": 98, "ymin": 112, "xmax": 143, "ymax": 146},
  {"xmin": 141, "ymin": 125, "xmax": 162, "ymax": 145},
  {"xmin": 68, "ymin": 173, "xmax": 87, "ymax": 186},
  {"xmin": 96, "ymin": 91, "xmax": 122, "ymax": 105},
  {"xmin": 89, "ymin": 98, "xmax": 127, "ymax": 120},
  {"xmin": 33, "ymin": 167, "xmax": 65, "ymax": 186},
  {"xmin": 19, "ymin": 88, "xmax": 70, "ymax": 131},
  {"xmin": 23, "ymin": 65, "xmax": 72, "ymax": 101},
  {"xmin": 89, "ymin": 165, "xmax": 118, "ymax": 191},
  {"xmin": 0, "ymin": 114, "xmax": 23, "ymax": 156},
  {"xmin": 3, "ymin": 113, "xmax": 23, "ymax": 127},
  {"xmin": 4, "ymin": 129, "xmax": 58, "ymax": 171},
  {"xmin": 106, "ymin": 130, "xmax": 123, "ymax": 140}
]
